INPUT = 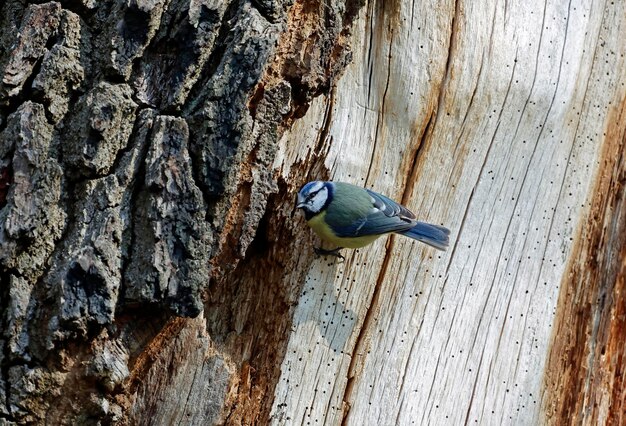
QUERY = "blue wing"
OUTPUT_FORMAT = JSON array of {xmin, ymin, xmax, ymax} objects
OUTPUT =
[
  {"xmin": 366, "ymin": 189, "xmax": 416, "ymax": 220},
  {"xmin": 329, "ymin": 189, "xmax": 417, "ymax": 238}
]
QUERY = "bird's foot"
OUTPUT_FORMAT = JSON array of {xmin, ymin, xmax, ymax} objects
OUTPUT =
[{"xmin": 314, "ymin": 246, "xmax": 345, "ymax": 260}]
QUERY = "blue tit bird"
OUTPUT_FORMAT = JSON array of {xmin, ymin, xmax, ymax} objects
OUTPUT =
[{"xmin": 296, "ymin": 181, "xmax": 450, "ymax": 256}]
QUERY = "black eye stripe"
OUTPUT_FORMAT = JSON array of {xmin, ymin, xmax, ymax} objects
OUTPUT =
[{"xmin": 307, "ymin": 190, "xmax": 320, "ymax": 200}]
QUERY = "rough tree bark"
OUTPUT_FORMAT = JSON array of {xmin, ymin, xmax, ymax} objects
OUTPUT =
[{"xmin": 0, "ymin": 0, "xmax": 624, "ymax": 425}]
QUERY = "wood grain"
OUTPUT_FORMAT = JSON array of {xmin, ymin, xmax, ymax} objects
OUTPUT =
[{"xmin": 272, "ymin": 0, "xmax": 626, "ymax": 424}]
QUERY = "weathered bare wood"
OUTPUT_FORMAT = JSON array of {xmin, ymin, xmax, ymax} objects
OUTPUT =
[
  {"xmin": 271, "ymin": 0, "xmax": 626, "ymax": 425},
  {"xmin": 541, "ymin": 81, "xmax": 626, "ymax": 425}
]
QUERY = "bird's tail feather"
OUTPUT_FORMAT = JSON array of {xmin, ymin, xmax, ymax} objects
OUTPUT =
[{"xmin": 399, "ymin": 221, "xmax": 450, "ymax": 251}]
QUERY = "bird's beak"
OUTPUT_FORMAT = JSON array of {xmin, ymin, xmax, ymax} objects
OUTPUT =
[{"xmin": 296, "ymin": 202, "xmax": 305, "ymax": 209}]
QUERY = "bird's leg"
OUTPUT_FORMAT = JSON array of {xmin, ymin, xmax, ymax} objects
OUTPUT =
[{"xmin": 314, "ymin": 246, "xmax": 345, "ymax": 260}]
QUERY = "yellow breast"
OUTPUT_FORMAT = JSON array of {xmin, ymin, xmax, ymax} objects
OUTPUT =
[{"xmin": 307, "ymin": 211, "xmax": 381, "ymax": 248}]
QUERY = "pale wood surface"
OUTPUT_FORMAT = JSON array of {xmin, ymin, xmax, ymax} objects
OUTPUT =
[{"xmin": 271, "ymin": 0, "xmax": 626, "ymax": 424}]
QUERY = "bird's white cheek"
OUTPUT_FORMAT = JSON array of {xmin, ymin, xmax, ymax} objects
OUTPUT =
[{"xmin": 309, "ymin": 188, "xmax": 328, "ymax": 212}]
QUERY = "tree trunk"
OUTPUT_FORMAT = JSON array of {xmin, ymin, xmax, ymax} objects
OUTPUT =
[{"xmin": 1, "ymin": 0, "xmax": 624, "ymax": 425}]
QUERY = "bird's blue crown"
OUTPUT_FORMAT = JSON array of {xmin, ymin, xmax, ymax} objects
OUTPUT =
[{"xmin": 299, "ymin": 181, "xmax": 324, "ymax": 196}]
